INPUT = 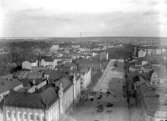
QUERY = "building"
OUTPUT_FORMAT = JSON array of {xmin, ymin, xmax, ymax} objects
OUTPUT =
[
  {"xmin": 150, "ymin": 72, "xmax": 160, "ymax": 87},
  {"xmin": 22, "ymin": 60, "xmax": 39, "ymax": 70},
  {"xmin": 138, "ymin": 78, "xmax": 167, "ymax": 121},
  {"xmin": 73, "ymin": 73, "xmax": 81, "ymax": 103},
  {"xmin": 2, "ymin": 69, "xmax": 84, "ymax": 121},
  {"xmin": 3, "ymin": 84, "xmax": 60, "ymax": 121},
  {"xmin": 75, "ymin": 58, "xmax": 101, "ymax": 75},
  {"xmin": 50, "ymin": 45, "xmax": 59, "ymax": 53},
  {"xmin": 127, "ymin": 54, "xmax": 167, "ymax": 121},
  {"xmin": 138, "ymin": 49, "xmax": 146, "ymax": 58},
  {"xmin": 57, "ymin": 77, "xmax": 73, "ymax": 114},
  {"xmin": 40, "ymin": 58, "xmax": 58, "ymax": 69},
  {"xmin": 80, "ymin": 67, "xmax": 91, "ymax": 90}
]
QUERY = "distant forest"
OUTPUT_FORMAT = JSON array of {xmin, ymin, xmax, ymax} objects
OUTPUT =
[{"xmin": 7, "ymin": 41, "xmax": 50, "ymax": 63}]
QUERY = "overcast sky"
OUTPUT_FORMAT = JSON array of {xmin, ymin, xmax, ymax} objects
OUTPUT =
[{"xmin": 0, "ymin": 0, "xmax": 167, "ymax": 37}]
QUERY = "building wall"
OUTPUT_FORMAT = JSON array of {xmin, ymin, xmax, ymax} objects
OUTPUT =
[
  {"xmin": 22, "ymin": 61, "xmax": 38, "ymax": 70},
  {"xmin": 41, "ymin": 59, "xmax": 58, "ymax": 69},
  {"xmin": 0, "ymin": 109, "xmax": 3, "ymax": 121},
  {"xmin": 3, "ymin": 106, "xmax": 44, "ymax": 121},
  {"xmin": 82, "ymin": 69, "xmax": 91, "ymax": 90},
  {"xmin": 73, "ymin": 77, "xmax": 81, "ymax": 102},
  {"xmin": 75, "ymin": 78, "xmax": 81, "ymax": 99},
  {"xmin": 3, "ymin": 101, "xmax": 60, "ymax": 121},
  {"xmin": 45, "ymin": 101, "xmax": 59, "ymax": 121},
  {"xmin": 62, "ymin": 85, "xmax": 74, "ymax": 114},
  {"xmin": 31, "ymin": 61, "xmax": 38, "ymax": 67},
  {"xmin": 22, "ymin": 61, "xmax": 32, "ymax": 70}
]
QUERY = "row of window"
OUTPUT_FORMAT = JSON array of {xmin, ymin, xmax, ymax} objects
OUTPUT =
[{"xmin": 6, "ymin": 111, "xmax": 44, "ymax": 121}]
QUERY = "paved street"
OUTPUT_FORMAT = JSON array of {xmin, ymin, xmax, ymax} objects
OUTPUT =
[{"xmin": 69, "ymin": 59, "xmax": 143, "ymax": 121}]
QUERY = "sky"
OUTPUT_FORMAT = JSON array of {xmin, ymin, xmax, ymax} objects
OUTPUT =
[{"xmin": 0, "ymin": 0, "xmax": 167, "ymax": 37}]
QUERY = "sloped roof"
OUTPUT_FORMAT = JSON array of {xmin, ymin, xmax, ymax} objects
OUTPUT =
[
  {"xmin": 4, "ymin": 85, "xmax": 58, "ymax": 109},
  {"xmin": 15, "ymin": 70, "xmax": 43, "ymax": 80},
  {"xmin": 41, "ymin": 56, "xmax": 54, "ymax": 61},
  {"xmin": 60, "ymin": 77, "xmax": 73, "ymax": 92},
  {"xmin": 43, "ymin": 70, "xmax": 73, "ymax": 92},
  {"xmin": 0, "ymin": 75, "xmax": 21, "ymax": 93},
  {"xmin": 44, "ymin": 70, "xmax": 65, "ymax": 81}
]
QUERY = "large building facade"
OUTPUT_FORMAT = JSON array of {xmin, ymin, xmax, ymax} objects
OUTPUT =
[{"xmin": 2, "ymin": 67, "xmax": 92, "ymax": 121}]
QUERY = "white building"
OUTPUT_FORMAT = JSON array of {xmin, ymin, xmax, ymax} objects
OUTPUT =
[
  {"xmin": 50, "ymin": 45, "xmax": 59, "ymax": 53},
  {"xmin": 40, "ymin": 59, "xmax": 58, "ymax": 69},
  {"xmin": 138, "ymin": 49, "xmax": 146, "ymax": 57},
  {"xmin": 22, "ymin": 60, "xmax": 38, "ymax": 70},
  {"xmin": 80, "ymin": 68, "xmax": 91, "ymax": 90}
]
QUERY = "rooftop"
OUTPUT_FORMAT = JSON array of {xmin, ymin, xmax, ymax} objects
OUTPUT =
[
  {"xmin": 14, "ymin": 70, "xmax": 43, "ymax": 80},
  {"xmin": 4, "ymin": 84, "xmax": 59, "ymax": 109},
  {"xmin": 0, "ymin": 75, "xmax": 21, "ymax": 94}
]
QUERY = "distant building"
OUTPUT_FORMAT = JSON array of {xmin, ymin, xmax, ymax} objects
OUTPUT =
[
  {"xmin": 22, "ymin": 60, "xmax": 39, "ymax": 70},
  {"xmin": 73, "ymin": 73, "xmax": 81, "ymax": 103},
  {"xmin": 50, "ymin": 45, "xmax": 59, "ymax": 53},
  {"xmin": 80, "ymin": 68, "xmax": 91, "ymax": 90},
  {"xmin": 150, "ymin": 72, "xmax": 160, "ymax": 87},
  {"xmin": 99, "ymin": 51, "xmax": 109, "ymax": 61},
  {"xmin": 40, "ymin": 58, "xmax": 58, "ymax": 69},
  {"xmin": 138, "ymin": 49, "xmax": 146, "ymax": 58},
  {"xmin": 72, "ymin": 45, "xmax": 80, "ymax": 49},
  {"xmin": 75, "ymin": 58, "xmax": 102, "ymax": 75},
  {"xmin": 22, "ymin": 61, "xmax": 32, "ymax": 70}
]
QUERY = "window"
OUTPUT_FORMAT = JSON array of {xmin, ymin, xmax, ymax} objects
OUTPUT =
[
  {"xmin": 8, "ymin": 111, "xmax": 11, "ymax": 117},
  {"xmin": 23, "ymin": 112, "xmax": 27, "ymax": 119},
  {"xmin": 30, "ymin": 114, "xmax": 34, "ymax": 120},
  {"xmin": 14, "ymin": 111, "xmax": 17, "ymax": 118},
  {"xmin": 6, "ymin": 111, "xmax": 10, "ymax": 121},
  {"xmin": 17, "ymin": 112, "xmax": 21, "ymax": 121},
  {"xmin": 28, "ymin": 113, "xmax": 32, "ymax": 121},
  {"xmin": 19, "ymin": 112, "xmax": 22, "ymax": 118},
  {"xmin": 12, "ymin": 111, "xmax": 16, "ymax": 119},
  {"xmin": 36, "ymin": 115, "xmax": 40, "ymax": 121}
]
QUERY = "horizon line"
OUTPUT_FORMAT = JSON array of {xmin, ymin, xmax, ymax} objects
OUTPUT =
[{"xmin": 1, "ymin": 35, "xmax": 167, "ymax": 39}]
